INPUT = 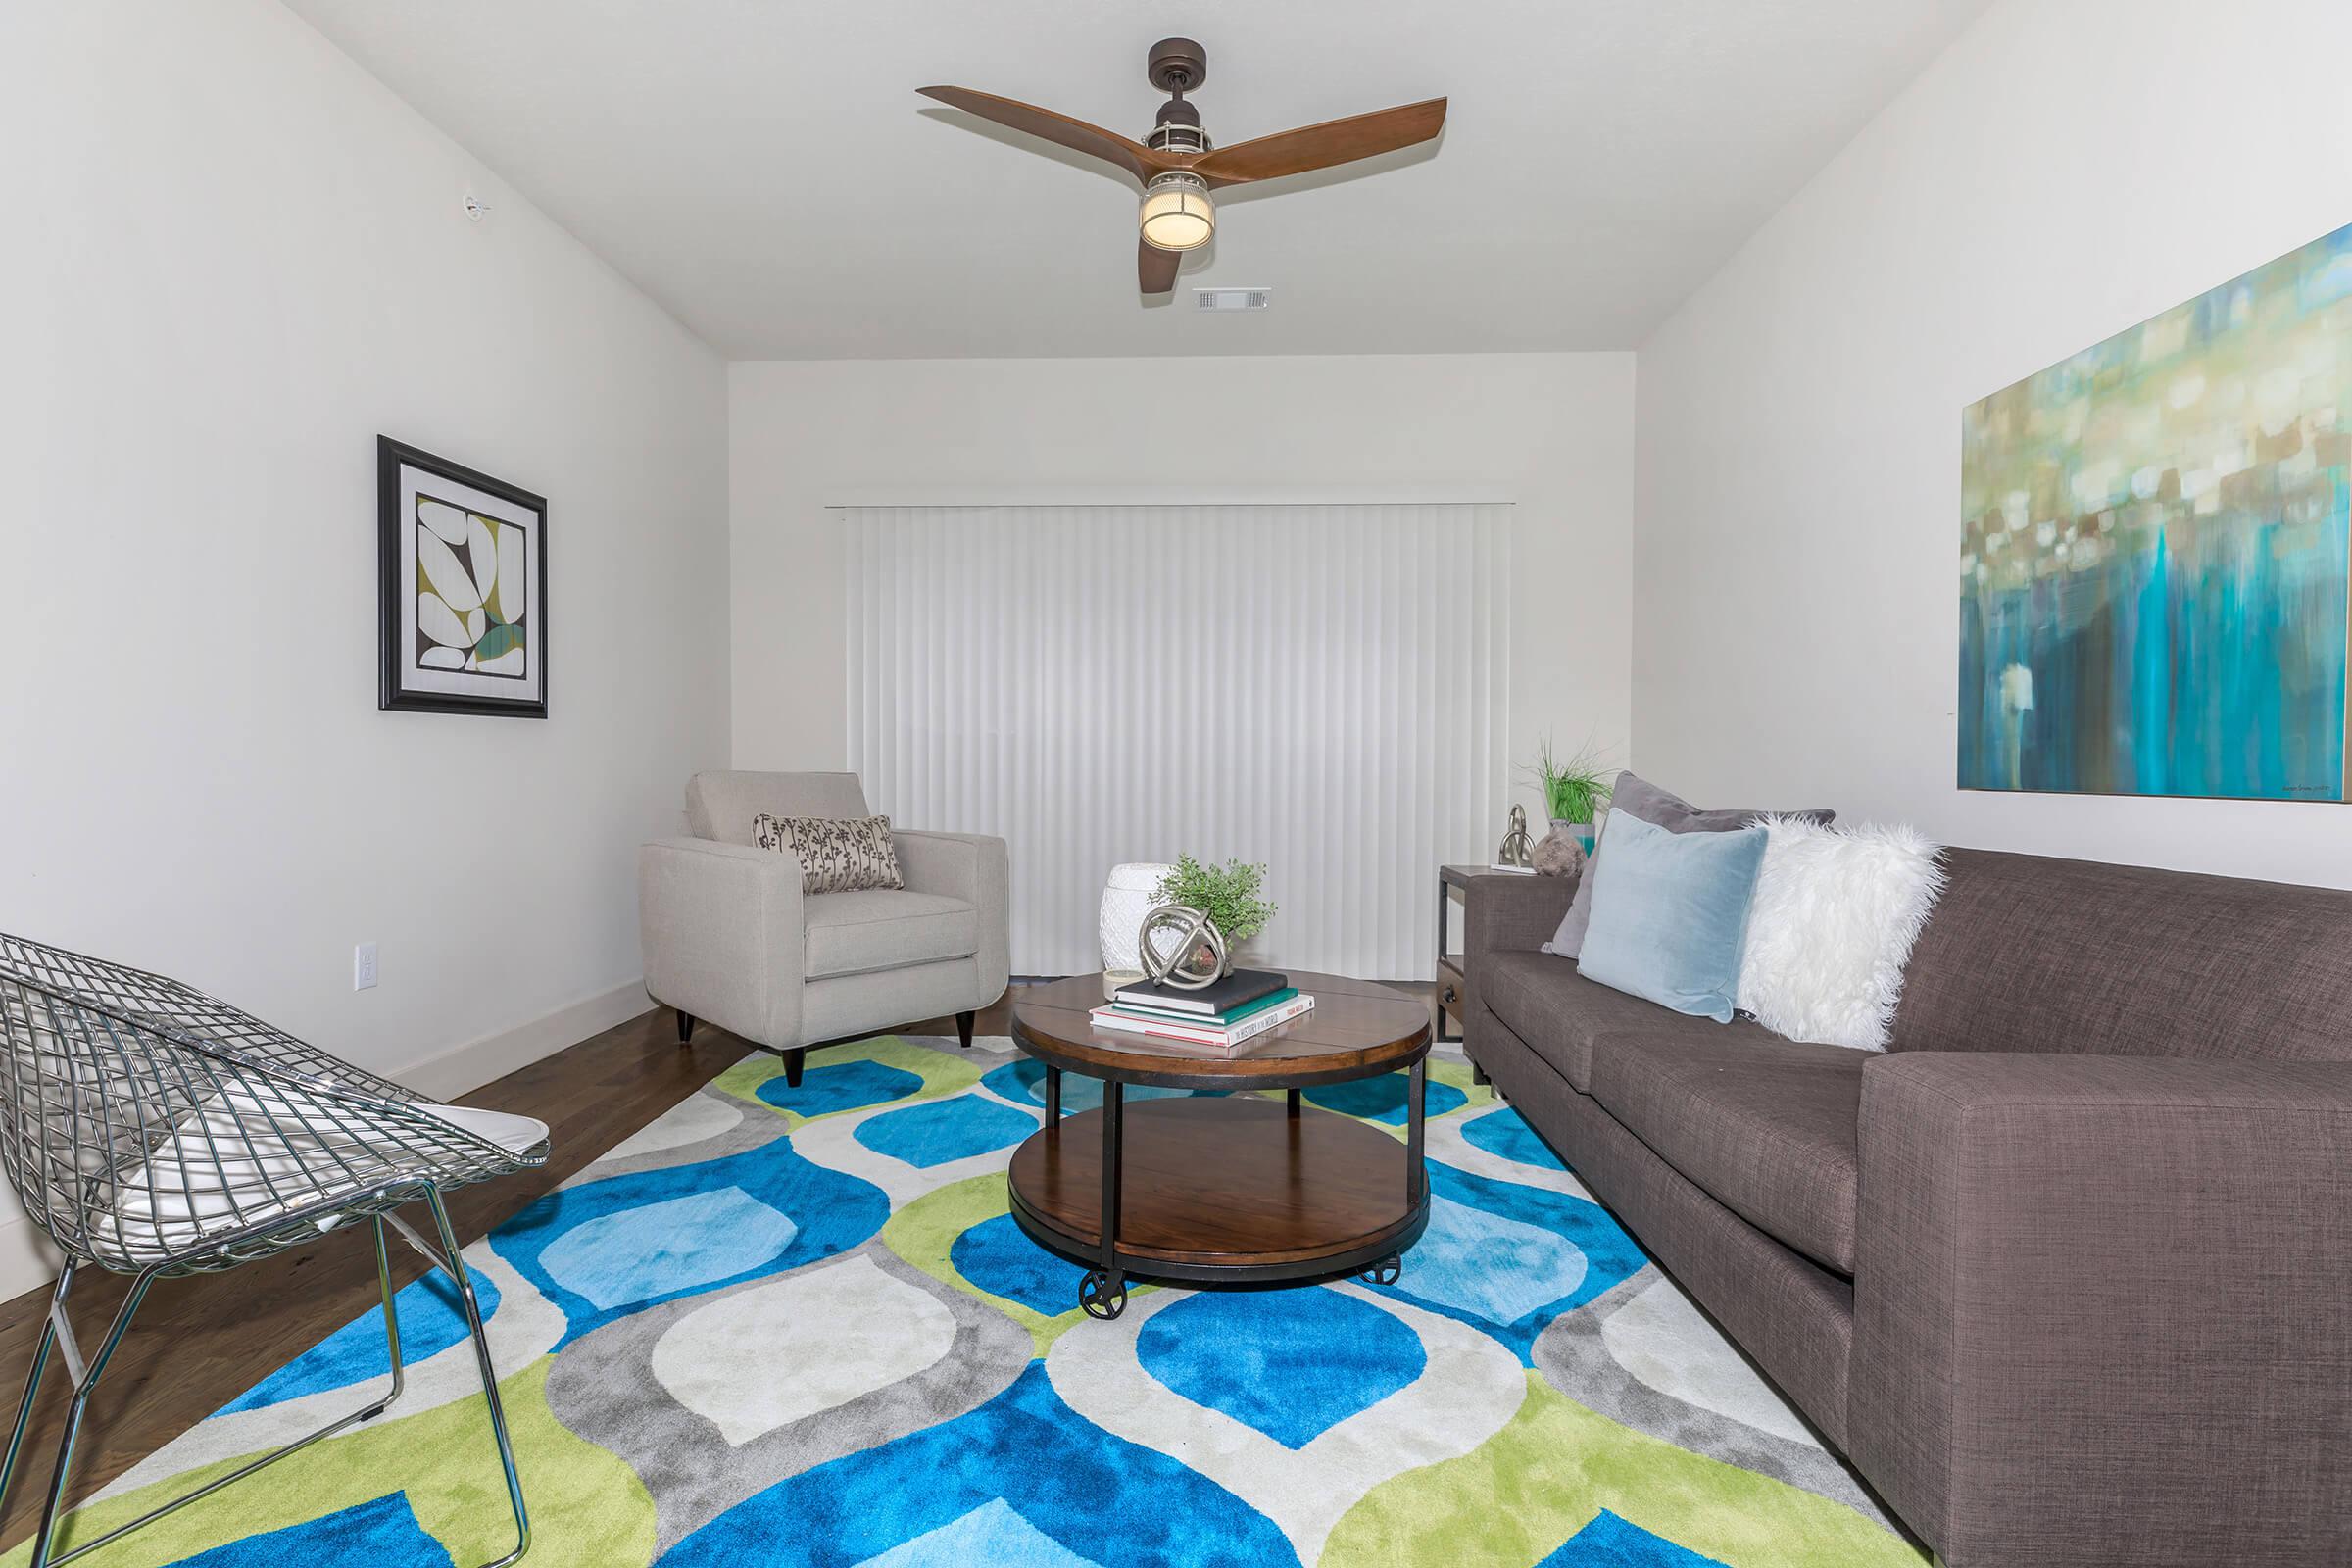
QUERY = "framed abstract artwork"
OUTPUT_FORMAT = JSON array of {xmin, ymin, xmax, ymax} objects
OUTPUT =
[
  {"xmin": 377, "ymin": 436, "xmax": 548, "ymax": 718},
  {"xmin": 1960, "ymin": 222, "xmax": 2352, "ymax": 801}
]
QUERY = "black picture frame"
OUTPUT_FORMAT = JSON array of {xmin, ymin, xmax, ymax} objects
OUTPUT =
[{"xmin": 377, "ymin": 435, "xmax": 550, "ymax": 718}]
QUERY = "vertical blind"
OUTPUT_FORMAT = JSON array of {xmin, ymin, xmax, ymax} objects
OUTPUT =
[{"xmin": 846, "ymin": 503, "xmax": 1512, "ymax": 979}]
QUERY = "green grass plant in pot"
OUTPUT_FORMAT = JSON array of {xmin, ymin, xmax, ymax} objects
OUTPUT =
[{"xmin": 1525, "ymin": 736, "xmax": 1616, "ymax": 868}]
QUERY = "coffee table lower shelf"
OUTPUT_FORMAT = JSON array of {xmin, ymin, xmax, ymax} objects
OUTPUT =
[{"xmin": 1006, "ymin": 1095, "xmax": 1430, "ymax": 1320}]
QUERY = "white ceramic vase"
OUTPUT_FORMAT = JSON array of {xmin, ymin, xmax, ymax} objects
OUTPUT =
[{"xmin": 1099, "ymin": 861, "xmax": 1175, "ymax": 998}]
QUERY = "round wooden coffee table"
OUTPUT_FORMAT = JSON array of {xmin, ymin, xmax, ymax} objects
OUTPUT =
[{"xmin": 1006, "ymin": 970, "xmax": 1433, "ymax": 1321}]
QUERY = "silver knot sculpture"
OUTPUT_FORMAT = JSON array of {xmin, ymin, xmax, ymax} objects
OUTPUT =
[
  {"xmin": 1496, "ymin": 804, "xmax": 1535, "ymax": 869},
  {"xmin": 1136, "ymin": 903, "xmax": 1229, "ymax": 990}
]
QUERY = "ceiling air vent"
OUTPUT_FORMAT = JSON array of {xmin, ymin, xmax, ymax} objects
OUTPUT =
[{"xmin": 1195, "ymin": 287, "xmax": 1271, "ymax": 312}]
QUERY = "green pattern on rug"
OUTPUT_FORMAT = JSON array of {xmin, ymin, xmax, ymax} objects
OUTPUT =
[
  {"xmin": 13, "ymin": 1361, "xmax": 651, "ymax": 1568},
  {"xmin": 1325, "ymin": 1373, "xmax": 1916, "ymax": 1567}
]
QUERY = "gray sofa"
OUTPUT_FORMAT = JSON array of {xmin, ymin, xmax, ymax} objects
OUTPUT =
[
  {"xmin": 638, "ymin": 770, "xmax": 1009, "ymax": 1083},
  {"xmin": 1463, "ymin": 848, "xmax": 2351, "ymax": 1568}
]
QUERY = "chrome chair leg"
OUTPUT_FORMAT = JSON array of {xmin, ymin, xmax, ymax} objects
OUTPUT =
[
  {"xmin": 29, "ymin": 1267, "xmax": 156, "ymax": 1568},
  {"xmin": 367, "ymin": 1215, "xmax": 407, "ymax": 1419},
  {"xmin": 425, "ymin": 1186, "xmax": 529, "ymax": 1568},
  {"xmin": 0, "ymin": 1262, "xmax": 73, "ymax": 1516},
  {"xmin": 14, "ymin": 1218, "xmax": 423, "ymax": 1566}
]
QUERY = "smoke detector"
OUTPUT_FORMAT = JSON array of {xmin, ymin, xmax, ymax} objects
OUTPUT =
[{"xmin": 1195, "ymin": 287, "xmax": 1270, "ymax": 312}]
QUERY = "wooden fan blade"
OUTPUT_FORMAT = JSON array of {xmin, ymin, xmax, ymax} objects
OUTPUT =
[
  {"xmin": 1192, "ymin": 97, "xmax": 1446, "ymax": 187},
  {"xmin": 918, "ymin": 85, "xmax": 1170, "ymax": 184},
  {"xmin": 1139, "ymin": 239, "xmax": 1182, "ymax": 294}
]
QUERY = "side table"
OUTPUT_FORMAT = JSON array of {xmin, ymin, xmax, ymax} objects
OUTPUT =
[{"xmin": 1438, "ymin": 862, "xmax": 1534, "ymax": 1076}]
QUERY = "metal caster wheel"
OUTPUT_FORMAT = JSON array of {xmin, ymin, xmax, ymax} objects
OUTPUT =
[
  {"xmin": 1079, "ymin": 1268, "xmax": 1128, "ymax": 1320},
  {"xmin": 1360, "ymin": 1255, "xmax": 1402, "ymax": 1287}
]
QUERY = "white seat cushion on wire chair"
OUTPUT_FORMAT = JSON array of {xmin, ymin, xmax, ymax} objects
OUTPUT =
[{"xmin": 101, "ymin": 1077, "xmax": 547, "ymax": 1259}]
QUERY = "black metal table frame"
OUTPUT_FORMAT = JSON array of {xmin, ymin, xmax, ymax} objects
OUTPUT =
[{"xmin": 1016, "ymin": 1052, "xmax": 1432, "ymax": 1322}]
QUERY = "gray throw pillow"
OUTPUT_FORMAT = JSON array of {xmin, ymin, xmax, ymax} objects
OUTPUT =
[
  {"xmin": 752, "ymin": 811, "xmax": 904, "ymax": 895},
  {"xmin": 1544, "ymin": 772, "xmax": 1833, "ymax": 959}
]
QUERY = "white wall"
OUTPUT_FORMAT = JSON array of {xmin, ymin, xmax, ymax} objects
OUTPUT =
[
  {"xmin": 730, "ymin": 354, "xmax": 1637, "ymax": 830},
  {"xmin": 0, "ymin": 3, "xmax": 731, "ymax": 1284},
  {"xmin": 1633, "ymin": 0, "xmax": 2352, "ymax": 886}
]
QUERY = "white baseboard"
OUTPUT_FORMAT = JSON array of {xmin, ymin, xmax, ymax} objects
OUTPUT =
[
  {"xmin": 0, "ymin": 978, "xmax": 656, "ymax": 1305},
  {"xmin": 396, "ymin": 977, "xmax": 654, "ymax": 1102}
]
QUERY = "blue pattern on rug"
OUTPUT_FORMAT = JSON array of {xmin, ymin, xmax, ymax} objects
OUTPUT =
[
  {"xmin": 220, "ymin": 1269, "xmax": 501, "ymax": 1415},
  {"xmin": 1461, "ymin": 1105, "xmax": 1569, "ymax": 1171},
  {"xmin": 1405, "ymin": 1195, "xmax": 1586, "ymax": 1322},
  {"xmin": 853, "ymin": 1498, "xmax": 1103, "ymax": 1567},
  {"xmin": 661, "ymin": 1363, "xmax": 1298, "ymax": 1568},
  {"xmin": 1540, "ymin": 1510, "xmax": 1731, "ymax": 1566},
  {"xmin": 1373, "ymin": 1159, "xmax": 1647, "ymax": 1361},
  {"xmin": 1136, "ymin": 1290, "xmax": 1424, "ymax": 1448},
  {"xmin": 949, "ymin": 1211, "xmax": 1086, "ymax": 1315},
  {"xmin": 856, "ymin": 1096, "xmax": 1039, "ymax": 1168},
  {"xmin": 760, "ymin": 1059, "xmax": 925, "ymax": 1118},
  {"xmin": 539, "ymin": 1186, "xmax": 797, "ymax": 1309},
  {"xmin": 491, "ymin": 1130, "xmax": 887, "ymax": 1344},
  {"xmin": 980, "ymin": 1061, "xmax": 1193, "ymax": 1113},
  {"xmin": 180, "ymin": 1493, "xmax": 451, "ymax": 1567},
  {"xmin": 1302, "ymin": 1071, "xmax": 1468, "ymax": 1125}
]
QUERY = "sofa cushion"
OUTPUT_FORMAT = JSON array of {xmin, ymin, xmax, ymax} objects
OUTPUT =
[
  {"xmin": 1577, "ymin": 809, "xmax": 1767, "ymax": 1023},
  {"xmin": 804, "ymin": 889, "xmax": 978, "ymax": 980},
  {"xmin": 1589, "ymin": 1031, "xmax": 1866, "ymax": 1274},
  {"xmin": 1479, "ymin": 950, "xmax": 1785, "ymax": 1091}
]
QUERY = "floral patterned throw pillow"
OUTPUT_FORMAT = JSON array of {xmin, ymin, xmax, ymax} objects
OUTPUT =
[{"xmin": 751, "ymin": 812, "xmax": 905, "ymax": 895}]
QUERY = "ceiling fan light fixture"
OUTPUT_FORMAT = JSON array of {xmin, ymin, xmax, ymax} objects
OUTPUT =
[{"xmin": 1139, "ymin": 171, "xmax": 1214, "ymax": 253}]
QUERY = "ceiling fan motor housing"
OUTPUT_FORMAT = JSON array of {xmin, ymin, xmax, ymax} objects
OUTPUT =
[
  {"xmin": 1147, "ymin": 37, "xmax": 1206, "ymax": 94},
  {"xmin": 1147, "ymin": 39, "xmax": 1210, "ymax": 154}
]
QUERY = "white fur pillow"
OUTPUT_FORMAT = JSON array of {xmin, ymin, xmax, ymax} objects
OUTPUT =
[{"xmin": 1735, "ymin": 817, "xmax": 1945, "ymax": 1051}]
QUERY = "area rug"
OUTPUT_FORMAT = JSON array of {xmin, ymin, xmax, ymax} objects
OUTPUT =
[{"xmin": 22, "ymin": 1033, "xmax": 1930, "ymax": 1567}]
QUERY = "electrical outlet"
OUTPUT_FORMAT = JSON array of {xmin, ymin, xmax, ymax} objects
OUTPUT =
[{"xmin": 354, "ymin": 942, "xmax": 378, "ymax": 991}]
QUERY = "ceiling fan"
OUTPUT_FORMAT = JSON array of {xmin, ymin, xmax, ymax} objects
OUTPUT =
[{"xmin": 920, "ymin": 38, "xmax": 1446, "ymax": 294}]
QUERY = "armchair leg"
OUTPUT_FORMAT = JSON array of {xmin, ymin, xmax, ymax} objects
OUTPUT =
[
  {"xmin": 784, "ymin": 1048, "xmax": 805, "ymax": 1088},
  {"xmin": 675, "ymin": 1009, "xmax": 696, "ymax": 1045},
  {"xmin": 956, "ymin": 1010, "xmax": 975, "ymax": 1050}
]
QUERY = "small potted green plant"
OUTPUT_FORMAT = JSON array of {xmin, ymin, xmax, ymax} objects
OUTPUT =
[
  {"xmin": 1525, "ymin": 736, "xmax": 1615, "ymax": 854},
  {"xmin": 1154, "ymin": 855, "xmax": 1278, "ymax": 975}
]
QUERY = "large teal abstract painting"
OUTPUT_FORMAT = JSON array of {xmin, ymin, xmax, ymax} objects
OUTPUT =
[{"xmin": 1960, "ymin": 223, "xmax": 2352, "ymax": 800}]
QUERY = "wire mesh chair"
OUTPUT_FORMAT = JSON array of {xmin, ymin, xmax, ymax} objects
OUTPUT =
[{"xmin": 0, "ymin": 931, "xmax": 550, "ymax": 1568}]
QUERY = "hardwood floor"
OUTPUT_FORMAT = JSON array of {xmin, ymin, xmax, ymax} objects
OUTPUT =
[{"xmin": 0, "ymin": 978, "xmax": 1427, "ymax": 1551}]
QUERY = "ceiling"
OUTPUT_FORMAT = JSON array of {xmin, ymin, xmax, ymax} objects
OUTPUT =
[{"xmin": 284, "ymin": 0, "xmax": 1987, "ymax": 360}]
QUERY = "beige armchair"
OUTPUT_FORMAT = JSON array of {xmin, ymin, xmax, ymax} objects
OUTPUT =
[{"xmin": 638, "ymin": 771, "xmax": 1010, "ymax": 1085}]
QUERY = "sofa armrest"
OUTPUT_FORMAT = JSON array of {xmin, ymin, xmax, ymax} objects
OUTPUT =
[
  {"xmin": 894, "ymin": 829, "xmax": 1010, "ymax": 1004},
  {"xmin": 637, "ymin": 837, "xmax": 806, "ymax": 1047},
  {"xmin": 1462, "ymin": 871, "xmax": 1579, "ymax": 961},
  {"xmin": 1850, "ymin": 1052, "xmax": 2352, "ymax": 1567}
]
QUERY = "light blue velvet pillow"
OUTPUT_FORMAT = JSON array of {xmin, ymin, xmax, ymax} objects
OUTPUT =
[{"xmin": 1576, "ymin": 808, "xmax": 1767, "ymax": 1023}]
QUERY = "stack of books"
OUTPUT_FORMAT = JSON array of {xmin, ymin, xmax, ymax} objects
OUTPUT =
[{"xmin": 1090, "ymin": 968, "xmax": 1314, "ymax": 1054}]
